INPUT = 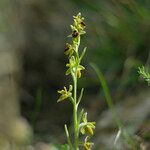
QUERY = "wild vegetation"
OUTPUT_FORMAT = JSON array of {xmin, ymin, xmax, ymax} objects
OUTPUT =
[
  {"xmin": 0, "ymin": 0, "xmax": 149, "ymax": 150},
  {"xmin": 57, "ymin": 13, "xmax": 95, "ymax": 150}
]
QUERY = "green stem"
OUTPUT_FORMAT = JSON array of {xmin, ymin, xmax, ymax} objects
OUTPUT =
[
  {"xmin": 73, "ymin": 36, "xmax": 81, "ymax": 150},
  {"xmin": 73, "ymin": 75, "xmax": 78, "ymax": 150},
  {"xmin": 72, "ymin": 35, "xmax": 81, "ymax": 150}
]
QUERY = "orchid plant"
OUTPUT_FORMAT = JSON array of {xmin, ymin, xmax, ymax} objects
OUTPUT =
[{"xmin": 57, "ymin": 13, "xmax": 95, "ymax": 150}]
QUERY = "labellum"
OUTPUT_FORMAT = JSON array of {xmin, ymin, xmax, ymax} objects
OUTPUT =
[{"xmin": 72, "ymin": 30, "xmax": 79, "ymax": 38}]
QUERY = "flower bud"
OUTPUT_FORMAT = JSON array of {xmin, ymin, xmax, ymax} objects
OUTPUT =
[{"xmin": 85, "ymin": 126, "xmax": 94, "ymax": 136}]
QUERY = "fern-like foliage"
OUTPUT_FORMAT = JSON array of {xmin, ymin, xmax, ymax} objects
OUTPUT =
[{"xmin": 138, "ymin": 66, "xmax": 150, "ymax": 85}]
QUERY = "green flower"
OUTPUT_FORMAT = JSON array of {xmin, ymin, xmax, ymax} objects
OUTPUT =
[
  {"xmin": 83, "ymin": 136, "xmax": 94, "ymax": 150},
  {"xmin": 66, "ymin": 56, "xmax": 85, "ymax": 77},
  {"xmin": 80, "ymin": 113, "xmax": 95, "ymax": 136},
  {"xmin": 73, "ymin": 12, "xmax": 84, "ymax": 24},
  {"xmin": 83, "ymin": 142, "xmax": 93, "ymax": 150},
  {"xmin": 73, "ymin": 13, "xmax": 86, "ymax": 34},
  {"xmin": 64, "ymin": 43, "xmax": 74, "ymax": 56},
  {"xmin": 69, "ymin": 13, "xmax": 86, "ymax": 38},
  {"xmin": 66, "ymin": 56, "xmax": 76, "ymax": 75},
  {"xmin": 57, "ymin": 85, "xmax": 72, "ymax": 102}
]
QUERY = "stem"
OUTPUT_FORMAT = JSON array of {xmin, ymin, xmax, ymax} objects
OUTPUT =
[
  {"xmin": 73, "ymin": 36, "xmax": 80, "ymax": 150},
  {"xmin": 73, "ymin": 75, "xmax": 78, "ymax": 150}
]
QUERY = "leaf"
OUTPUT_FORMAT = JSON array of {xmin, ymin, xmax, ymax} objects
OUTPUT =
[
  {"xmin": 77, "ymin": 88, "xmax": 84, "ymax": 105},
  {"xmin": 60, "ymin": 144, "xmax": 70, "ymax": 150},
  {"xmin": 79, "ymin": 47, "xmax": 87, "ymax": 61},
  {"xmin": 65, "ymin": 68, "xmax": 71, "ymax": 75}
]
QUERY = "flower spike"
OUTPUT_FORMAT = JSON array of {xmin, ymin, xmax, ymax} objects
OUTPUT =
[{"xmin": 57, "ymin": 13, "xmax": 95, "ymax": 149}]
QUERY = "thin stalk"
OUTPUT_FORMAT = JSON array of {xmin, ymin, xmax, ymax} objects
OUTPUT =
[
  {"xmin": 73, "ymin": 35, "xmax": 80, "ymax": 150},
  {"xmin": 73, "ymin": 75, "xmax": 78, "ymax": 150},
  {"xmin": 91, "ymin": 63, "xmax": 138, "ymax": 149},
  {"xmin": 90, "ymin": 63, "xmax": 121, "ymax": 127}
]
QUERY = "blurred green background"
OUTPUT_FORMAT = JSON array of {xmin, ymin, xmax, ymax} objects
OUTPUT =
[{"xmin": 0, "ymin": 0, "xmax": 149, "ymax": 149}]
